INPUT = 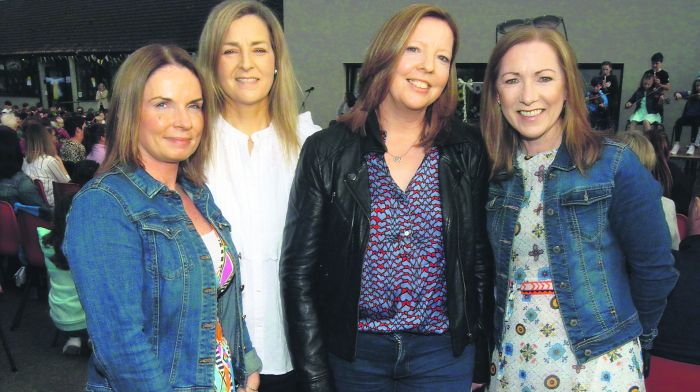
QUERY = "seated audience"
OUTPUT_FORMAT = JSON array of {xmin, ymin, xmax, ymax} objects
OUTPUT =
[
  {"xmin": 39, "ymin": 192, "xmax": 87, "ymax": 355},
  {"xmin": 83, "ymin": 123, "xmax": 106, "ymax": 164},
  {"xmin": 620, "ymin": 130, "xmax": 680, "ymax": 250},
  {"xmin": 653, "ymin": 196, "xmax": 700, "ymax": 364},
  {"xmin": 673, "ymin": 78, "xmax": 700, "ymax": 146},
  {"xmin": 59, "ymin": 115, "xmax": 86, "ymax": 164},
  {"xmin": 0, "ymin": 126, "xmax": 49, "ymax": 211},
  {"xmin": 21, "ymin": 121, "xmax": 71, "ymax": 206}
]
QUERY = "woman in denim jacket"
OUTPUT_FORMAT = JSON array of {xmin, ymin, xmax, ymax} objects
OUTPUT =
[
  {"xmin": 480, "ymin": 26, "xmax": 678, "ymax": 391},
  {"xmin": 63, "ymin": 44, "xmax": 261, "ymax": 392}
]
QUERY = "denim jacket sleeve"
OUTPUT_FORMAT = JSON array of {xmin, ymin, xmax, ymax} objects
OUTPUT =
[
  {"xmin": 63, "ymin": 187, "xmax": 173, "ymax": 392},
  {"xmin": 609, "ymin": 147, "xmax": 679, "ymax": 349}
]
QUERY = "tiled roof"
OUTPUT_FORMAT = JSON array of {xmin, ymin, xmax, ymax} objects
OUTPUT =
[{"xmin": 0, "ymin": 0, "xmax": 283, "ymax": 55}]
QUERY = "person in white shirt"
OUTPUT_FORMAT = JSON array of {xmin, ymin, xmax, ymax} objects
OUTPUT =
[
  {"xmin": 198, "ymin": 2, "xmax": 321, "ymax": 391},
  {"xmin": 22, "ymin": 120, "xmax": 71, "ymax": 206}
]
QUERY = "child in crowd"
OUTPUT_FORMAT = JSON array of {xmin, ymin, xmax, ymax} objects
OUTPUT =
[
  {"xmin": 587, "ymin": 76, "xmax": 609, "ymax": 130},
  {"xmin": 626, "ymin": 72, "xmax": 666, "ymax": 132},
  {"xmin": 673, "ymin": 78, "xmax": 700, "ymax": 146},
  {"xmin": 39, "ymin": 192, "xmax": 87, "ymax": 355}
]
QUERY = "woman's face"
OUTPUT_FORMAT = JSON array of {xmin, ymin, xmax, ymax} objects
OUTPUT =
[
  {"xmin": 216, "ymin": 15, "xmax": 276, "ymax": 112},
  {"xmin": 642, "ymin": 78, "xmax": 654, "ymax": 89},
  {"xmin": 601, "ymin": 64, "xmax": 612, "ymax": 76},
  {"xmin": 380, "ymin": 17, "xmax": 453, "ymax": 117},
  {"xmin": 138, "ymin": 65, "xmax": 204, "ymax": 170},
  {"xmin": 496, "ymin": 40, "xmax": 566, "ymax": 154}
]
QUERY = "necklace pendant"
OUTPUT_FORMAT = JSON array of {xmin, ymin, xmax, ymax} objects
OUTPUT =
[{"xmin": 392, "ymin": 156, "xmax": 402, "ymax": 163}]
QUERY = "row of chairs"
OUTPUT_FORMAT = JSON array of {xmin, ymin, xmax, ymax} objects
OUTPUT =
[
  {"xmin": 0, "ymin": 181, "xmax": 80, "ymax": 373},
  {"xmin": 0, "ymin": 200, "xmax": 50, "ymax": 373}
]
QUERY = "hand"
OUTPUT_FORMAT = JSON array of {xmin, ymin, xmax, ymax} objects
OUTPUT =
[
  {"xmin": 471, "ymin": 382, "xmax": 486, "ymax": 391},
  {"xmin": 675, "ymin": 92, "xmax": 683, "ymax": 100},
  {"xmin": 237, "ymin": 371, "xmax": 260, "ymax": 392},
  {"xmin": 688, "ymin": 196, "xmax": 700, "ymax": 236},
  {"xmin": 625, "ymin": 102, "xmax": 633, "ymax": 109},
  {"xmin": 599, "ymin": 103, "xmax": 605, "ymax": 108},
  {"xmin": 604, "ymin": 81, "xmax": 611, "ymax": 88}
]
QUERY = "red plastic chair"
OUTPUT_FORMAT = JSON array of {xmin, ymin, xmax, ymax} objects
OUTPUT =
[
  {"xmin": 0, "ymin": 201, "xmax": 20, "ymax": 257},
  {"xmin": 52, "ymin": 181, "xmax": 80, "ymax": 206},
  {"xmin": 676, "ymin": 213, "xmax": 688, "ymax": 241},
  {"xmin": 0, "ymin": 201, "xmax": 19, "ymax": 371},
  {"xmin": 646, "ymin": 355, "xmax": 700, "ymax": 391},
  {"xmin": 10, "ymin": 209, "xmax": 51, "ymax": 331},
  {"xmin": 32, "ymin": 179, "xmax": 50, "ymax": 206}
]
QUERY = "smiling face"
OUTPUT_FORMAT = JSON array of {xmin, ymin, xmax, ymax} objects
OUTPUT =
[
  {"xmin": 138, "ymin": 65, "xmax": 204, "ymax": 173},
  {"xmin": 216, "ymin": 14, "xmax": 275, "ymax": 113},
  {"xmin": 497, "ymin": 40, "xmax": 566, "ymax": 155},
  {"xmin": 380, "ymin": 17, "xmax": 453, "ymax": 118}
]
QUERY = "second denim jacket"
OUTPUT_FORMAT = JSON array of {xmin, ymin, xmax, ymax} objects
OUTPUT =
[{"xmin": 486, "ymin": 138, "xmax": 678, "ymax": 364}]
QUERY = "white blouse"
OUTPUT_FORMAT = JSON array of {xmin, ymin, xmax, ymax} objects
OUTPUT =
[
  {"xmin": 206, "ymin": 112, "xmax": 321, "ymax": 375},
  {"xmin": 22, "ymin": 155, "xmax": 71, "ymax": 206}
]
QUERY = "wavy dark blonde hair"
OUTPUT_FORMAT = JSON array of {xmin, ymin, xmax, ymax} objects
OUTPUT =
[
  {"xmin": 481, "ymin": 26, "xmax": 602, "ymax": 179},
  {"xmin": 197, "ymin": 0, "xmax": 300, "ymax": 160},
  {"xmin": 339, "ymin": 3, "xmax": 459, "ymax": 148},
  {"xmin": 101, "ymin": 44, "xmax": 213, "ymax": 187},
  {"xmin": 23, "ymin": 121, "xmax": 57, "ymax": 163}
]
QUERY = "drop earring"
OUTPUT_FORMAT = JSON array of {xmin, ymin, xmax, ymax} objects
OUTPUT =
[{"xmin": 274, "ymin": 69, "xmax": 278, "ymax": 75}]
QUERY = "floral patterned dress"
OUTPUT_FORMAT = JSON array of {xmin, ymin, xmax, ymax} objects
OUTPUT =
[
  {"xmin": 488, "ymin": 149, "xmax": 645, "ymax": 392},
  {"xmin": 202, "ymin": 230, "xmax": 236, "ymax": 391}
]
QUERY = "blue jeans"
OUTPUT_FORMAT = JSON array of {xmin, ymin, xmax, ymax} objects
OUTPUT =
[{"xmin": 328, "ymin": 332, "xmax": 475, "ymax": 392}]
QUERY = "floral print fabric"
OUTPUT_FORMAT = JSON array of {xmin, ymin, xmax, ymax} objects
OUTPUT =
[{"xmin": 488, "ymin": 149, "xmax": 645, "ymax": 392}]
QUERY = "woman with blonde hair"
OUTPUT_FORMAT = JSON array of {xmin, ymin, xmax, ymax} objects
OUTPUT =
[
  {"xmin": 197, "ymin": 1, "xmax": 321, "ymax": 391},
  {"xmin": 281, "ymin": 4, "xmax": 492, "ymax": 391},
  {"xmin": 619, "ymin": 130, "xmax": 680, "ymax": 250},
  {"xmin": 481, "ymin": 25, "xmax": 677, "ymax": 391},
  {"xmin": 22, "ymin": 120, "xmax": 71, "ymax": 206},
  {"xmin": 64, "ymin": 44, "xmax": 260, "ymax": 391}
]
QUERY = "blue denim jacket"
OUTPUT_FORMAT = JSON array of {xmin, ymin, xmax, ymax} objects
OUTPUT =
[
  {"xmin": 486, "ymin": 139, "xmax": 678, "ymax": 364},
  {"xmin": 64, "ymin": 165, "xmax": 259, "ymax": 391}
]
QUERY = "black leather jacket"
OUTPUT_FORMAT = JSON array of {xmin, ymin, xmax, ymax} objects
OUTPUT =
[{"xmin": 281, "ymin": 113, "xmax": 494, "ymax": 391}]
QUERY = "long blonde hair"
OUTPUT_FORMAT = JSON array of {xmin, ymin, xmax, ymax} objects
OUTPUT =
[
  {"xmin": 197, "ymin": 0, "xmax": 300, "ymax": 159},
  {"xmin": 339, "ymin": 4, "xmax": 459, "ymax": 148},
  {"xmin": 23, "ymin": 121, "xmax": 57, "ymax": 163},
  {"xmin": 101, "ymin": 44, "xmax": 213, "ymax": 187},
  {"xmin": 481, "ymin": 26, "xmax": 602, "ymax": 179}
]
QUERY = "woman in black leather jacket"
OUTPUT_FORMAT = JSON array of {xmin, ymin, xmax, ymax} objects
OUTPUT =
[{"xmin": 280, "ymin": 4, "xmax": 493, "ymax": 392}]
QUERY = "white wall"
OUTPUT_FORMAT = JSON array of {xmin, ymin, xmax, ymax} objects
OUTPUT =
[{"xmin": 285, "ymin": 0, "xmax": 700, "ymax": 135}]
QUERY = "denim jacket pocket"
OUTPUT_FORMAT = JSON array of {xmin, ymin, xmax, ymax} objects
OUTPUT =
[
  {"xmin": 560, "ymin": 185, "xmax": 612, "ymax": 241},
  {"xmin": 142, "ymin": 218, "xmax": 192, "ymax": 280}
]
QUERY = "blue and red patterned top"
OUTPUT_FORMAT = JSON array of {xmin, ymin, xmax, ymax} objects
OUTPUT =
[{"xmin": 357, "ymin": 147, "xmax": 449, "ymax": 334}]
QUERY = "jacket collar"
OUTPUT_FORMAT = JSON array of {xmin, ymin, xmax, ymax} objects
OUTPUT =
[
  {"xmin": 116, "ymin": 163, "xmax": 203, "ymax": 199},
  {"xmin": 358, "ymin": 110, "xmax": 468, "ymax": 155}
]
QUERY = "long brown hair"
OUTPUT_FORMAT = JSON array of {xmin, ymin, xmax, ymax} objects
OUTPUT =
[
  {"xmin": 339, "ymin": 4, "xmax": 459, "ymax": 148},
  {"xmin": 481, "ymin": 26, "xmax": 602, "ymax": 179},
  {"xmin": 645, "ymin": 127, "xmax": 673, "ymax": 196},
  {"xmin": 197, "ymin": 0, "xmax": 300, "ymax": 160},
  {"xmin": 23, "ymin": 120, "xmax": 57, "ymax": 163},
  {"xmin": 101, "ymin": 44, "xmax": 213, "ymax": 187}
]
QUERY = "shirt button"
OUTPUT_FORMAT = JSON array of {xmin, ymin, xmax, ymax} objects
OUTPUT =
[
  {"xmin": 547, "ymin": 208, "xmax": 555, "ymax": 216},
  {"xmin": 569, "ymin": 319, "xmax": 578, "ymax": 327},
  {"xmin": 242, "ymin": 315, "xmax": 246, "ymax": 320},
  {"xmin": 584, "ymin": 349, "xmax": 592, "ymax": 356},
  {"xmin": 346, "ymin": 173, "xmax": 357, "ymax": 181},
  {"xmin": 559, "ymin": 282, "xmax": 568, "ymax": 289},
  {"xmin": 553, "ymin": 245, "xmax": 561, "ymax": 253},
  {"xmin": 403, "ymin": 229, "xmax": 412, "ymax": 237}
]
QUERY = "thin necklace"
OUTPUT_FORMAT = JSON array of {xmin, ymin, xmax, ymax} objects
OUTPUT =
[
  {"xmin": 380, "ymin": 128, "xmax": 420, "ymax": 163},
  {"xmin": 386, "ymin": 143, "xmax": 416, "ymax": 163}
]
